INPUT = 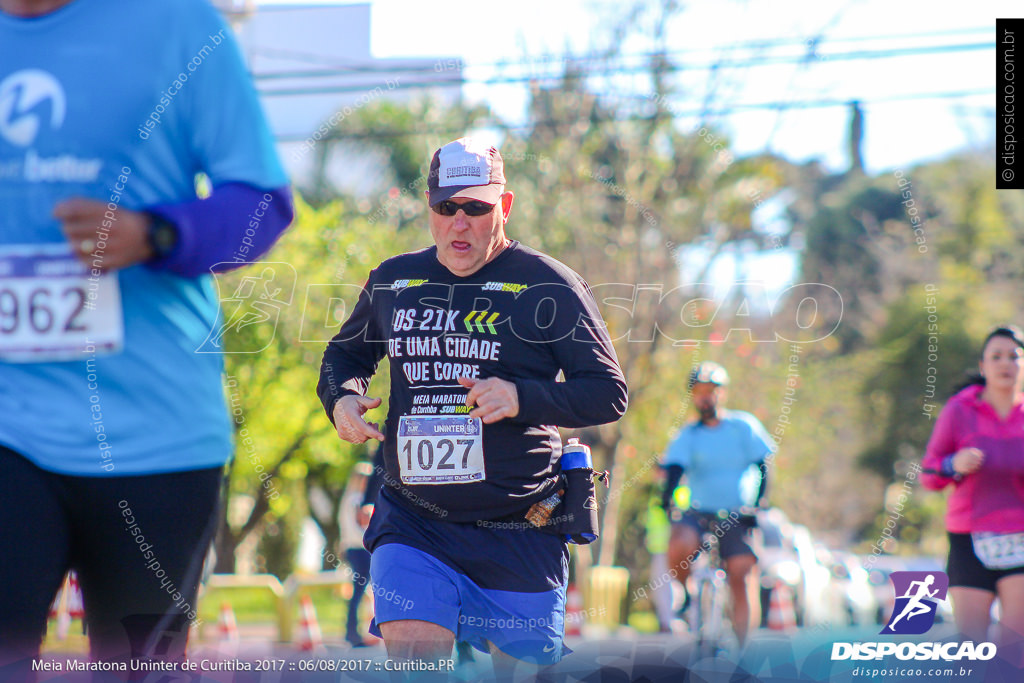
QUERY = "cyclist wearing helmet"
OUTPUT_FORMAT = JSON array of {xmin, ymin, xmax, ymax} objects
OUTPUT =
[{"xmin": 661, "ymin": 361, "xmax": 774, "ymax": 645}]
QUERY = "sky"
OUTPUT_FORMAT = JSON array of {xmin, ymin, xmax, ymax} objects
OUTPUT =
[{"xmin": 256, "ymin": 0, "xmax": 1011, "ymax": 175}]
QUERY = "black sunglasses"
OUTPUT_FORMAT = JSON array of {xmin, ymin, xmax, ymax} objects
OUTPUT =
[{"xmin": 431, "ymin": 199, "xmax": 496, "ymax": 217}]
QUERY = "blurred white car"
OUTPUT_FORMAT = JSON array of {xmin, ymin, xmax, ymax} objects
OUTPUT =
[
  {"xmin": 829, "ymin": 551, "xmax": 879, "ymax": 626},
  {"xmin": 791, "ymin": 525, "xmax": 837, "ymax": 627},
  {"xmin": 754, "ymin": 508, "xmax": 805, "ymax": 627}
]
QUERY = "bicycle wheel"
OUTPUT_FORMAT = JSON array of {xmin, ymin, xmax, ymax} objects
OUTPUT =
[{"xmin": 694, "ymin": 575, "xmax": 720, "ymax": 659}]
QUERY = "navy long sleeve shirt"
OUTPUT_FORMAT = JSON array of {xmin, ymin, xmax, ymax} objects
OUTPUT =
[{"xmin": 318, "ymin": 241, "xmax": 627, "ymax": 522}]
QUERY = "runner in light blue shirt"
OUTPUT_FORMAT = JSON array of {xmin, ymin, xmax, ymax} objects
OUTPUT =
[
  {"xmin": 0, "ymin": 0, "xmax": 289, "ymax": 475},
  {"xmin": 0, "ymin": 0, "xmax": 292, "ymax": 670}
]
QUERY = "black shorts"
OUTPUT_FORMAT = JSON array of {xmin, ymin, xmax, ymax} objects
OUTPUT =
[
  {"xmin": 0, "ymin": 446, "xmax": 222, "ymax": 673},
  {"xmin": 947, "ymin": 531, "xmax": 1024, "ymax": 592},
  {"xmin": 672, "ymin": 509, "xmax": 757, "ymax": 561}
]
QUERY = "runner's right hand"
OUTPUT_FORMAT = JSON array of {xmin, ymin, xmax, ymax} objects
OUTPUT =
[
  {"xmin": 55, "ymin": 198, "xmax": 154, "ymax": 270},
  {"xmin": 332, "ymin": 395, "xmax": 385, "ymax": 444},
  {"xmin": 952, "ymin": 447, "xmax": 984, "ymax": 475}
]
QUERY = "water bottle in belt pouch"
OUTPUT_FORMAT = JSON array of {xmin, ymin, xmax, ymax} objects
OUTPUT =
[{"xmin": 524, "ymin": 438, "xmax": 609, "ymax": 544}]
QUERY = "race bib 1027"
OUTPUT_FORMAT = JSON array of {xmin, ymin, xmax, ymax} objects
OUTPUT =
[
  {"xmin": 396, "ymin": 415, "xmax": 485, "ymax": 485},
  {"xmin": 0, "ymin": 245, "xmax": 123, "ymax": 362}
]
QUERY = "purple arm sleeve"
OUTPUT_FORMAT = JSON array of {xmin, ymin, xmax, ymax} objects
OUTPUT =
[{"xmin": 145, "ymin": 182, "xmax": 294, "ymax": 277}]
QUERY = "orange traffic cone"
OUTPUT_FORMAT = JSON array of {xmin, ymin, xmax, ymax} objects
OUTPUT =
[
  {"xmin": 564, "ymin": 584, "xmax": 584, "ymax": 637},
  {"xmin": 767, "ymin": 581, "xmax": 797, "ymax": 632},
  {"xmin": 215, "ymin": 602, "xmax": 240, "ymax": 658},
  {"xmin": 296, "ymin": 595, "xmax": 323, "ymax": 651},
  {"xmin": 218, "ymin": 602, "xmax": 239, "ymax": 644}
]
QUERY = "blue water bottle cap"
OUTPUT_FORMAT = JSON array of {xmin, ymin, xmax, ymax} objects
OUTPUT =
[{"xmin": 562, "ymin": 438, "xmax": 592, "ymax": 470}]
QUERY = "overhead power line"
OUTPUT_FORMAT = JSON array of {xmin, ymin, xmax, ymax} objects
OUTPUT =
[
  {"xmin": 256, "ymin": 41, "xmax": 991, "ymax": 97},
  {"xmin": 248, "ymin": 26, "xmax": 994, "ymax": 77},
  {"xmin": 271, "ymin": 88, "xmax": 991, "ymax": 143}
]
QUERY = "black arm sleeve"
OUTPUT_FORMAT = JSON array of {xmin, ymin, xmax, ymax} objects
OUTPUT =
[
  {"xmin": 756, "ymin": 460, "xmax": 769, "ymax": 506},
  {"xmin": 512, "ymin": 280, "xmax": 628, "ymax": 427},
  {"xmin": 317, "ymin": 272, "xmax": 388, "ymax": 425},
  {"xmin": 662, "ymin": 464, "xmax": 684, "ymax": 510}
]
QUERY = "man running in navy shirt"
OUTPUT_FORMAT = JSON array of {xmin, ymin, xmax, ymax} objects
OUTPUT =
[{"xmin": 318, "ymin": 138, "xmax": 627, "ymax": 675}]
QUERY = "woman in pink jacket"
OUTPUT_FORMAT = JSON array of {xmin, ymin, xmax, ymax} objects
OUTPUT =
[{"xmin": 922, "ymin": 326, "xmax": 1024, "ymax": 659}]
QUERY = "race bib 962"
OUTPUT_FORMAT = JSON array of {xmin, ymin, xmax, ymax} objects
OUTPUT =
[{"xmin": 0, "ymin": 245, "xmax": 123, "ymax": 362}]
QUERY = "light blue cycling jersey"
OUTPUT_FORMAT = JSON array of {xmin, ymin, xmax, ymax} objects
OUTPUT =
[
  {"xmin": 0, "ymin": 0, "xmax": 286, "ymax": 475},
  {"xmin": 663, "ymin": 410, "xmax": 775, "ymax": 512}
]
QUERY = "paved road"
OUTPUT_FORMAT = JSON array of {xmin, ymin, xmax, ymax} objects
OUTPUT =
[{"xmin": 39, "ymin": 622, "xmax": 1014, "ymax": 682}]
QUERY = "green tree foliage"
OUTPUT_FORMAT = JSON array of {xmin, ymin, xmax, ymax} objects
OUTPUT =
[
  {"xmin": 795, "ymin": 180, "xmax": 905, "ymax": 353},
  {"xmin": 858, "ymin": 291, "xmax": 975, "ymax": 479}
]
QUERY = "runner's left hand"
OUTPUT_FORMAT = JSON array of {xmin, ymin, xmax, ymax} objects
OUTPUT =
[
  {"xmin": 55, "ymin": 198, "xmax": 154, "ymax": 271},
  {"xmin": 460, "ymin": 376, "xmax": 519, "ymax": 424}
]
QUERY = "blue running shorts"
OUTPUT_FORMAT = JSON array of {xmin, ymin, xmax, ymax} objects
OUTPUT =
[{"xmin": 365, "ymin": 488, "xmax": 570, "ymax": 664}]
